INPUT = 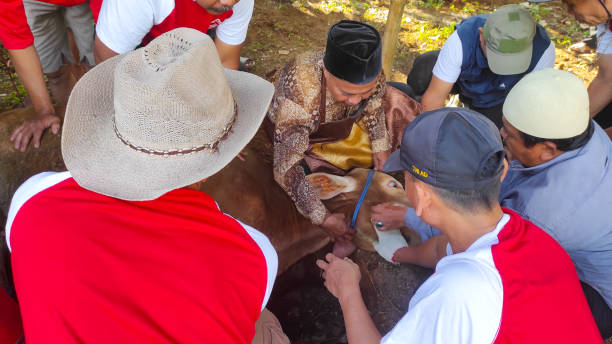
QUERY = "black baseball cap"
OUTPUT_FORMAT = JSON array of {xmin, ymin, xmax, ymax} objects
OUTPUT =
[
  {"xmin": 384, "ymin": 107, "xmax": 505, "ymax": 190},
  {"xmin": 323, "ymin": 20, "xmax": 382, "ymax": 85}
]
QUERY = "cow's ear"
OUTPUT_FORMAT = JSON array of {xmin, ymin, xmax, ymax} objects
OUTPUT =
[{"xmin": 306, "ymin": 173, "xmax": 357, "ymax": 200}]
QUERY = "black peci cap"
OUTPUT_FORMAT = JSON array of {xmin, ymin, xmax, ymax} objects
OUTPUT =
[
  {"xmin": 323, "ymin": 20, "xmax": 382, "ymax": 85},
  {"xmin": 384, "ymin": 107, "xmax": 505, "ymax": 190}
]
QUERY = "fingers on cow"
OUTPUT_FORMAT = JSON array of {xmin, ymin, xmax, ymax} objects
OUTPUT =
[
  {"xmin": 317, "ymin": 253, "xmax": 362, "ymax": 300},
  {"xmin": 370, "ymin": 202, "xmax": 407, "ymax": 231}
]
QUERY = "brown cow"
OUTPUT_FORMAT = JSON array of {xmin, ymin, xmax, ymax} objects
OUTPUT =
[
  {"xmin": 0, "ymin": 106, "xmax": 418, "ymax": 273},
  {"xmin": 0, "ymin": 106, "xmax": 431, "ymax": 339}
]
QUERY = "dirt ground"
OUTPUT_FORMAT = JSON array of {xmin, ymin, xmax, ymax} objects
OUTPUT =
[
  {"xmin": 0, "ymin": 0, "xmax": 600, "ymax": 109},
  {"xmin": 0, "ymin": 0, "xmax": 609, "ymax": 342},
  {"xmin": 243, "ymin": 0, "xmax": 597, "ymax": 85}
]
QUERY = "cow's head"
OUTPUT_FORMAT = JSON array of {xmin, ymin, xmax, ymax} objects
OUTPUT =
[{"xmin": 306, "ymin": 168, "xmax": 421, "ymax": 251}]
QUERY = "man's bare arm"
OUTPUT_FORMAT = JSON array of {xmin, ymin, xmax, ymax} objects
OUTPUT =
[
  {"xmin": 317, "ymin": 254, "xmax": 382, "ymax": 344},
  {"xmin": 94, "ymin": 35, "xmax": 119, "ymax": 64},
  {"xmin": 7, "ymin": 46, "xmax": 60, "ymax": 151},
  {"xmin": 393, "ymin": 234, "xmax": 449, "ymax": 268},
  {"xmin": 589, "ymin": 54, "xmax": 612, "ymax": 117},
  {"xmin": 420, "ymin": 75, "xmax": 454, "ymax": 111},
  {"xmin": 214, "ymin": 37, "xmax": 241, "ymax": 70}
]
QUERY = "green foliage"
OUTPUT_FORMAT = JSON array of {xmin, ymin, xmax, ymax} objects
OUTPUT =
[
  {"xmin": 0, "ymin": 85, "xmax": 26, "ymax": 110},
  {"xmin": 0, "ymin": 47, "xmax": 27, "ymax": 111},
  {"xmin": 318, "ymin": 0, "xmax": 352, "ymax": 14},
  {"xmin": 462, "ymin": 2, "xmax": 478, "ymax": 15},
  {"xmin": 416, "ymin": 22, "xmax": 455, "ymax": 51},
  {"xmin": 416, "ymin": 0, "xmax": 444, "ymax": 10},
  {"xmin": 566, "ymin": 22, "xmax": 591, "ymax": 39},
  {"xmin": 527, "ymin": 4, "xmax": 551, "ymax": 22},
  {"xmin": 555, "ymin": 35, "xmax": 572, "ymax": 47},
  {"xmin": 350, "ymin": 0, "xmax": 370, "ymax": 12}
]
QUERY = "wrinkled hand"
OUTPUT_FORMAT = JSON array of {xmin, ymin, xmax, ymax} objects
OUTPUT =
[
  {"xmin": 370, "ymin": 202, "xmax": 408, "ymax": 231},
  {"xmin": 373, "ymin": 150, "xmax": 392, "ymax": 171},
  {"xmin": 321, "ymin": 213, "xmax": 354, "ymax": 242},
  {"xmin": 316, "ymin": 253, "xmax": 361, "ymax": 301},
  {"xmin": 10, "ymin": 111, "xmax": 61, "ymax": 152}
]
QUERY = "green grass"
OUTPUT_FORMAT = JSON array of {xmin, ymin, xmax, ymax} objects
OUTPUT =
[
  {"xmin": 0, "ymin": 47, "xmax": 26, "ymax": 111},
  {"xmin": 415, "ymin": 0, "xmax": 445, "ymax": 10},
  {"xmin": 416, "ymin": 22, "xmax": 456, "ymax": 51},
  {"xmin": 527, "ymin": 4, "xmax": 552, "ymax": 22}
]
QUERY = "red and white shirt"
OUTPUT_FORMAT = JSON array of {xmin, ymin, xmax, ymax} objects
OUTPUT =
[
  {"xmin": 382, "ymin": 210, "xmax": 601, "ymax": 344},
  {"xmin": 6, "ymin": 171, "xmax": 277, "ymax": 344},
  {"xmin": 96, "ymin": 0, "xmax": 254, "ymax": 54},
  {"xmin": 0, "ymin": 0, "xmax": 101, "ymax": 50}
]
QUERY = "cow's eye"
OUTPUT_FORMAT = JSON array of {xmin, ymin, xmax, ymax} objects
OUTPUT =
[{"xmin": 388, "ymin": 181, "xmax": 399, "ymax": 188}]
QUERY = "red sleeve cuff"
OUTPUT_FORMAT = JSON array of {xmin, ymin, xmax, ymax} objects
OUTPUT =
[{"xmin": 0, "ymin": 0, "xmax": 35, "ymax": 50}]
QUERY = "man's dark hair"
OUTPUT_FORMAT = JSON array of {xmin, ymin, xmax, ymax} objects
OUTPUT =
[
  {"xmin": 519, "ymin": 121, "xmax": 594, "ymax": 152},
  {"xmin": 413, "ymin": 152, "xmax": 503, "ymax": 213}
]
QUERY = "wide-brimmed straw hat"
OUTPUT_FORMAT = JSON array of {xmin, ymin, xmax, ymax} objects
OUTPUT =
[{"xmin": 61, "ymin": 28, "xmax": 274, "ymax": 200}]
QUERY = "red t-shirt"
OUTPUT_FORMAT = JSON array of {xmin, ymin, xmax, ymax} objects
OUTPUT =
[
  {"xmin": 7, "ymin": 172, "xmax": 278, "ymax": 343},
  {"xmin": 96, "ymin": 0, "xmax": 250, "ymax": 55},
  {"xmin": 142, "ymin": 0, "xmax": 233, "ymax": 46},
  {"xmin": 0, "ymin": 0, "xmax": 101, "ymax": 49}
]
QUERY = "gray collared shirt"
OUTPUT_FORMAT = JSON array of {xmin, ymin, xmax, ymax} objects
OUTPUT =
[
  {"xmin": 500, "ymin": 122, "xmax": 612, "ymax": 308},
  {"xmin": 404, "ymin": 122, "xmax": 612, "ymax": 308}
]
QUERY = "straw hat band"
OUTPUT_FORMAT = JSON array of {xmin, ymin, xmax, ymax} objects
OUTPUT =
[{"xmin": 112, "ymin": 102, "xmax": 237, "ymax": 156}]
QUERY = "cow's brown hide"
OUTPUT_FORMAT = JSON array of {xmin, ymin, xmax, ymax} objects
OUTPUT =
[
  {"xmin": 0, "ymin": 107, "xmax": 66, "ymax": 217},
  {"xmin": 199, "ymin": 129, "xmax": 330, "ymax": 274}
]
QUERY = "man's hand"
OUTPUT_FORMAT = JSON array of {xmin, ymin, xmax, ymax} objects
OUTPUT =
[
  {"xmin": 321, "ymin": 213, "xmax": 354, "ymax": 242},
  {"xmin": 373, "ymin": 149, "xmax": 391, "ymax": 171},
  {"xmin": 10, "ymin": 111, "xmax": 61, "ymax": 152},
  {"xmin": 588, "ymin": 53, "xmax": 612, "ymax": 116},
  {"xmin": 370, "ymin": 202, "xmax": 408, "ymax": 231},
  {"xmin": 316, "ymin": 253, "xmax": 361, "ymax": 301}
]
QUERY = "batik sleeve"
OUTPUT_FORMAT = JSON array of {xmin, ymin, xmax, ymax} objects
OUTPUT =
[
  {"xmin": 360, "ymin": 76, "xmax": 391, "ymax": 153},
  {"xmin": 272, "ymin": 97, "xmax": 328, "ymax": 225}
]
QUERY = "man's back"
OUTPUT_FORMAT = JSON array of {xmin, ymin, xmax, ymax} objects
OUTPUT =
[
  {"xmin": 452, "ymin": 15, "xmax": 552, "ymax": 108},
  {"xmin": 7, "ymin": 172, "xmax": 277, "ymax": 343},
  {"xmin": 382, "ymin": 210, "xmax": 600, "ymax": 343},
  {"xmin": 500, "ymin": 123, "xmax": 612, "ymax": 309}
]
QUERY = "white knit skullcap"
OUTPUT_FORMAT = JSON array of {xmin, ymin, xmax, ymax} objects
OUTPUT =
[{"xmin": 503, "ymin": 68, "xmax": 589, "ymax": 139}]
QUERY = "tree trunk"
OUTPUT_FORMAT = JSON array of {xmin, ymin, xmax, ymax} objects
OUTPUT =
[{"xmin": 382, "ymin": 0, "xmax": 407, "ymax": 81}]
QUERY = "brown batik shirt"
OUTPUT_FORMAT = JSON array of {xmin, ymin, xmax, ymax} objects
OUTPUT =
[{"xmin": 267, "ymin": 51, "xmax": 390, "ymax": 225}]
